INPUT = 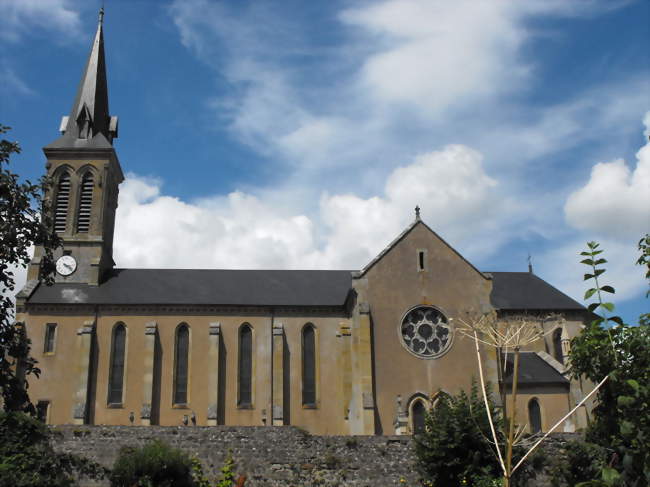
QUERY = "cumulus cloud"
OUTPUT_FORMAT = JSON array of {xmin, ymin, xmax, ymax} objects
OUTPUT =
[
  {"xmin": 0, "ymin": 0, "xmax": 81, "ymax": 42},
  {"xmin": 114, "ymin": 144, "xmax": 504, "ymax": 271},
  {"xmin": 565, "ymin": 113, "xmax": 650, "ymax": 238}
]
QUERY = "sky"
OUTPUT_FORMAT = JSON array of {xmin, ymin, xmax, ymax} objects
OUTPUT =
[{"xmin": 1, "ymin": 0, "xmax": 649, "ymax": 323}]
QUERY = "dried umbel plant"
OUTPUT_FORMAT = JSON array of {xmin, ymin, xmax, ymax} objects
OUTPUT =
[{"xmin": 457, "ymin": 313, "xmax": 606, "ymax": 487}]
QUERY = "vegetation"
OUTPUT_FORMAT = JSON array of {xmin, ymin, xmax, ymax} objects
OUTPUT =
[
  {"xmin": 0, "ymin": 411, "xmax": 106, "ymax": 486},
  {"xmin": 1, "ymin": 124, "xmax": 60, "ymax": 413},
  {"xmin": 565, "ymin": 240, "xmax": 650, "ymax": 486},
  {"xmin": 110, "ymin": 440, "xmax": 199, "ymax": 487}
]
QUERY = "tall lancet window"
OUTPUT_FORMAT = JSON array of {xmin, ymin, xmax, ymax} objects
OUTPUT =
[
  {"xmin": 302, "ymin": 324, "xmax": 316, "ymax": 407},
  {"xmin": 238, "ymin": 324, "xmax": 253, "ymax": 407},
  {"xmin": 412, "ymin": 400, "xmax": 426, "ymax": 435},
  {"xmin": 76, "ymin": 172, "xmax": 94, "ymax": 233},
  {"xmin": 529, "ymin": 398, "xmax": 542, "ymax": 433},
  {"xmin": 108, "ymin": 323, "xmax": 126, "ymax": 405},
  {"xmin": 54, "ymin": 172, "xmax": 71, "ymax": 233},
  {"xmin": 174, "ymin": 324, "xmax": 190, "ymax": 405}
]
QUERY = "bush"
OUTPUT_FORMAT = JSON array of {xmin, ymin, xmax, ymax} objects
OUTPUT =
[
  {"xmin": 0, "ymin": 411, "xmax": 106, "ymax": 487},
  {"xmin": 110, "ymin": 440, "xmax": 198, "ymax": 487},
  {"xmin": 547, "ymin": 440, "xmax": 608, "ymax": 487},
  {"xmin": 414, "ymin": 382, "xmax": 503, "ymax": 486}
]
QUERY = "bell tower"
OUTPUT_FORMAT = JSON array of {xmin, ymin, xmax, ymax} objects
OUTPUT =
[{"xmin": 27, "ymin": 8, "xmax": 123, "ymax": 286}]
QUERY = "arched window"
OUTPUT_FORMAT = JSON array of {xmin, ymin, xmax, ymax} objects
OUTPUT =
[
  {"xmin": 108, "ymin": 323, "xmax": 126, "ymax": 405},
  {"xmin": 529, "ymin": 398, "xmax": 542, "ymax": 433},
  {"xmin": 54, "ymin": 172, "xmax": 71, "ymax": 233},
  {"xmin": 553, "ymin": 328, "xmax": 564, "ymax": 364},
  {"xmin": 174, "ymin": 324, "xmax": 190, "ymax": 405},
  {"xmin": 76, "ymin": 172, "xmax": 94, "ymax": 232},
  {"xmin": 238, "ymin": 324, "xmax": 253, "ymax": 407},
  {"xmin": 302, "ymin": 324, "xmax": 316, "ymax": 406},
  {"xmin": 412, "ymin": 400, "xmax": 426, "ymax": 435}
]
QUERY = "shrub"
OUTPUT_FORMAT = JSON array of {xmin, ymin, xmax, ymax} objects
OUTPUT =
[
  {"xmin": 0, "ymin": 411, "xmax": 106, "ymax": 487},
  {"xmin": 110, "ymin": 439, "xmax": 197, "ymax": 487},
  {"xmin": 547, "ymin": 440, "xmax": 608, "ymax": 487}
]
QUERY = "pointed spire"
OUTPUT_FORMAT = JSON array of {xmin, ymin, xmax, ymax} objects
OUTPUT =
[{"xmin": 49, "ymin": 7, "xmax": 117, "ymax": 148}]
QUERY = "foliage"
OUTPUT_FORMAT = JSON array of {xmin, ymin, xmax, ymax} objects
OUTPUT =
[
  {"xmin": 0, "ymin": 411, "xmax": 106, "ymax": 486},
  {"xmin": 1, "ymin": 124, "xmax": 60, "ymax": 413},
  {"xmin": 214, "ymin": 451, "xmax": 236, "ymax": 487},
  {"xmin": 110, "ymin": 440, "xmax": 198, "ymax": 487},
  {"xmin": 568, "ymin": 241, "xmax": 650, "ymax": 486},
  {"xmin": 547, "ymin": 440, "xmax": 608, "ymax": 487},
  {"xmin": 414, "ymin": 382, "xmax": 505, "ymax": 487}
]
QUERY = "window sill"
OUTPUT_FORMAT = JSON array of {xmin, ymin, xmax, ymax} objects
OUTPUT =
[
  {"xmin": 237, "ymin": 403, "xmax": 254, "ymax": 410},
  {"xmin": 107, "ymin": 403, "xmax": 123, "ymax": 409},
  {"xmin": 302, "ymin": 403, "xmax": 318, "ymax": 409},
  {"xmin": 172, "ymin": 404, "xmax": 189, "ymax": 409}
]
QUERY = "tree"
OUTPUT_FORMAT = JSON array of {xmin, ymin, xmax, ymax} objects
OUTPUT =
[
  {"xmin": 0, "ymin": 124, "xmax": 60, "ymax": 412},
  {"xmin": 568, "ymin": 241, "xmax": 650, "ymax": 486}
]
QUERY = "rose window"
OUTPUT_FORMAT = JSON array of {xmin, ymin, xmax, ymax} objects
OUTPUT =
[{"xmin": 400, "ymin": 306, "xmax": 452, "ymax": 358}]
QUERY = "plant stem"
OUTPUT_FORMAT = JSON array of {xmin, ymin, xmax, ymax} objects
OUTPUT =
[{"xmin": 504, "ymin": 346, "xmax": 520, "ymax": 487}]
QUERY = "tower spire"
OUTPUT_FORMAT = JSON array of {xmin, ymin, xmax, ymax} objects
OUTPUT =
[{"xmin": 48, "ymin": 7, "xmax": 117, "ymax": 148}]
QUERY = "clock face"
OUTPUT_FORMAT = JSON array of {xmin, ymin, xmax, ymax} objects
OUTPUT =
[{"xmin": 56, "ymin": 255, "xmax": 77, "ymax": 276}]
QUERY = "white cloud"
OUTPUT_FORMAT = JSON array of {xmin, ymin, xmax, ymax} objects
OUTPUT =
[
  {"xmin": 537, "ymin": 237, "xmax": 646, "ymax": 304},
  {"xmin": 565, "ymin": 113, "xmax": 650, "ymax": 238},
  {"xmin": 0, "ymin": 65, "xmax": 35, "ymax": 97},
  {"xmin": 0, "ymin": 0, "xmax": 81, "ymax": 42},
  {"xmin": 114, "ymin": 144, "xmax": 504, "ymax": 271}
]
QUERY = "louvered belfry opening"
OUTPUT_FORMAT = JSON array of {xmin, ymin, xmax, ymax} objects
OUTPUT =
[
  {"xmin": 77, "ymin": 172, "xmax": 94, "ymax": 232},
  {"xmin": 54, "ymin": 173, "xmax": 71, "ymax": 233}
]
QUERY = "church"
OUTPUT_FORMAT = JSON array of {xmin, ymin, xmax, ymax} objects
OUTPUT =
[{"xmin": 17, "ymin": 12, "xmax": 591, "ymax": 436}]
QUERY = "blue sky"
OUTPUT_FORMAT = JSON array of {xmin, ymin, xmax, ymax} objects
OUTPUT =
[{"xmin": 1, "ymin": 0, "xmax": 649, "ymax": 323}]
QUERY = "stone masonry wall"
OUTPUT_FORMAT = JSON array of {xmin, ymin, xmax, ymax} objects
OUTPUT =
[
  {"xmin": 52, "ymin": 425, "xmax": 419, "ymax": 487},
  {"xmin": 51, "ymin": 425, "xmax": 579, "ymax": 486}
]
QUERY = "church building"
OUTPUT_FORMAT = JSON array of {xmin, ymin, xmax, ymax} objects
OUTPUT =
[{"xmin": 17, "ymin": 12, "xmax": 591, "ymax": 436}]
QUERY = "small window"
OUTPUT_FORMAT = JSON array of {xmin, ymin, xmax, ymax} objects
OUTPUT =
[
  {"xmin": 44, "ymin": 323, "xmax": 57, "ymax": 354},
  {"xmin": 174, "ymin": 324, "xmax": 190, "ymax": 405},
  {"xmin": 108, "ymin": 323, "xmax": 127, "ymax": 405},
  {"xmin": 529, "ymin": 398, "xmax": 542, "ymax": 433},
  {"xmin": 419, "ymin": 251, "xmax": 425, "ymax": 270},
  {"xmin": 553, "ymin": 328, "xmax": 564, "ymax": 365},
  {"xmin": 302, "ymin": 324, "xmax": 316, "ymax": 407},
  {"xmin": 238, "ymin": 324, "xmax": 253, "ymax": 407},
  {"xmin": 54, "ymin": 172, "xmax": 71, "ymax": 233},
  {"xmin": 412, "ymin": 400, "xmax": 426, "ymax": 434},
  {"xmin": 36, "ymin": 400, "xmax": 50, "ymax": 423},
  {"xmin": 76, "ymin": 172, "xmax": 94, "ymax": 233}
]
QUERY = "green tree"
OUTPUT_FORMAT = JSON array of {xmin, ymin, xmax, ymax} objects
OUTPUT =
[
  {"xmin": 568, "ymin": 241, "xmax": 650, "ymax": 486},
  {"xmin": 414, "ymin": 382, "xmax": 507, "ymax": 486},
  {"xmin": 0, "ymin": 124, "xmax": 60, "ymax": 412},
  {"xmin": 0, "ymin": 411, "xmax": 106, "ymax": 486}
]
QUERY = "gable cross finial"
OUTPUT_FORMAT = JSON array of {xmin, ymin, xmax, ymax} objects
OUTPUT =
[
  {"xmin": 99, "ymin": 6, "xmax": 105, "ymax": 25},
  {"xmin": 528, "ymin": 253, "xmax": 533, "ymax": 274},
  {"xmin": 415, "ymin": 205, "xmax": 421, "ymax": 221}
]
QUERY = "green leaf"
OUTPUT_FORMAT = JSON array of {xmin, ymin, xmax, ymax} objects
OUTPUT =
[
  {"xmin": 594, "ymin": 258, "xmax": 607, "ymax": 265},
  {"xmin": 627, "ymin": 379, "xmax": 640, "ymax": 390},
  {"xmin": 584, "ymin": 288, "xmax": 597, "ymax": 300},
  {"xmin": 581, "ymin": 259, "xmax": 594, "ymax": 266},
  {"xmin": 591, "ymin": 250, "xmax": 603, "ymax": 256},
  {"xmin": 584, "ymin": 273, "xmax": 595, "ymax": 280},
  {"xmin": 601, "ymin": 467, "xmax": 620, "ymax": 485},
  {"xmin": 608, "ymin": 316, "xmax": 624, "ymax": 326},
  {"xmin": 619, "ymin": 420, "xmax": 634, "ymax": 438},
  {"xmin": 587, "ymin": 241, "xmax": 599, "ymax": 249},
  {"xmin": 601, "ymin": 302, "xmax": 615, "ymax": 312},
  {"xmin": 594, "ymin": 268, "xmax": 606, "ymax": 277},
  {"xmin": 600, "ymin": 285, "xmax": 615, "ymax": 294},
  {"xmin": 587, "ymin": 303, "xmax": 600, "ymax": 313},
  {"xmin": 617, "ymin": 396, "xmax": 635, "ymax": 408}
]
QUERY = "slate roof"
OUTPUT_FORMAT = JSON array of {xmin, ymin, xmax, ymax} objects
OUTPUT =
[
  {"xmin": 27, "ymin": 269, "xmax": 353, "ymax": 307},
  {"xmin": 489, "ymin": 272, "xmax": 584, "ymax": 311},
  {"xmin": 501, "ymin": 352, "xmax": 569, "ymax": 386},
  {"xmin": 27, "ymin": 268, "xmax": 584, "ymax": 312}
]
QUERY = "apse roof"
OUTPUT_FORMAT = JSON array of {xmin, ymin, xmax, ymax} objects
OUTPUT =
[
  {"xmin": 27, "ymin": 268, "xmax": 584, "ymax": 312},
  {"xmin": 501, "ymin": 351, "xmax": 569, "ymax": 386}
]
